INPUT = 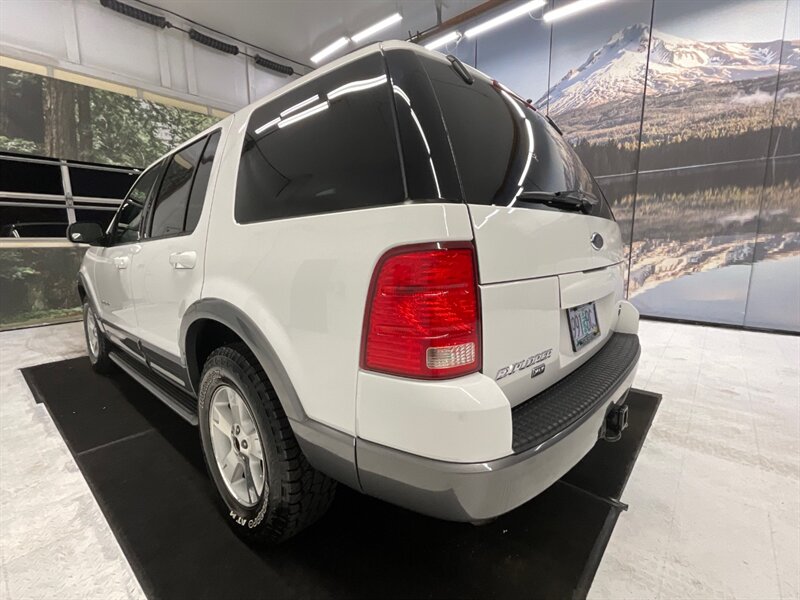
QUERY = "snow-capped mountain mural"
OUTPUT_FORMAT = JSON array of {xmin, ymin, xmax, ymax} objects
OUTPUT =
[{"xmin": 539, "ymin": 23, "xmax": 799, "ymax": 114}]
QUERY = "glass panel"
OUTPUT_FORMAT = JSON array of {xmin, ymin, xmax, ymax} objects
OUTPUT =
[
  {"xmin": 149, "ymin": 138, "xmax": 204, "ymax": 238},
  {"xmin": 546, "ymin": 0, "xmax": 651, "ymax": 176},
  {"xmin": 474, "ymin": 10, "xmax": 551, "ymax": 109},
  {"xmin": 110, "ymin": 166, "xmax": 161, "ymax": 245},
  {"xmin": 74, "ymin": 207, "xmax": 117, "ymax": 231},
  {"xmin": 0, "ymin": 244, "xmax": 85, "ymax": 330},
  {"xmin": 69, "ymin": 166, "xmax": 138, "ymax": 199},
  {"xmin": 744, "ymin": 155, "xmax": 800, "ymax": 332},
  {"xmin": 0, "ymin": 158, "xmax": 63, "ymax": 195},
  {"xmin": 423, "ymin": 58, "xmax": 612, "ymax": 219},
  {"xmin": 184, "ymin": 132, "xmax": 220, "ymax": 233},
  {"xmin": 629, "ymin": 160, "xmax": 766, "ymax": 326},
  {"xmin": 236, "ymin": 53, "xmax": 404, "ymax": 224},
  {"xmin": 638, "ymin": 0, "xmax": 785, "ymax": 172},
  {"xmin": 384, "ymin": 49, "xmax": 461, "ymax": 202},
  {"xmin": 0, "ymin": 205, "xmax": 68, "ymax": 238}
]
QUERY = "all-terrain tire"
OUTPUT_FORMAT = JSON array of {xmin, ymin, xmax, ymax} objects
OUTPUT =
[
  {"xmin": 198, "ymin": 342, "xmax": 336, "ymax": 544},
  {"xmin": 83, "ymin": 302, "xmax": 114, "ymax": 374}
]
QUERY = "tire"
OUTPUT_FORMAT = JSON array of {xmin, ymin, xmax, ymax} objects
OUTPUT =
[
  {"xmin": 198, "ymin": 343, "xmax": 336, "ymax": 544},
  {"xmin": 83, "ymin": 302, "xmax": 114, "ymax": 374}
]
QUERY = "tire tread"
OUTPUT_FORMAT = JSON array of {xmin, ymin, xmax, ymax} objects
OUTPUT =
[{"xmin": 202, "ymin": 342, "xmax": 336, "ymax": 543}]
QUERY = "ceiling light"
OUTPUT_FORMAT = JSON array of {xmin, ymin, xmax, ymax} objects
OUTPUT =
[
  {"xmin": 311, "ymin": 37, "xmax": 350, "ymax": 64},
  {"xmin": 352, "ymin": 13, "xmax": 403, "ymax": 43},
  {"xmin": 543, "ymin": 0, "xmax": 608, "ymax": 22},
  {"xmin": 424, "ymin": 31, "xmax": 462, "ymax": 51},
  {"xmin": 464, "ymin": 0, "xmax": 547, "ymax": 38}
]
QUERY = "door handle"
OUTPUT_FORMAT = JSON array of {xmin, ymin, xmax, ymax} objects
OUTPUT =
[
  {"xmin": 169, "ymin": 251, "xmax": 197, "ymax": 270},
  {"xmin": 114, "ymin": 256, "xmax": 130, "ymax": 269}
]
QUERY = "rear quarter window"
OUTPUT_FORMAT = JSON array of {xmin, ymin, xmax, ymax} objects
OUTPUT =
[
  {"xmin": 235, "ymin": 53, "xmax": 405, "ymax": 224},
  {"xmin": 422, "ymin": 57, "xmax": 613, "ymax": 220}
]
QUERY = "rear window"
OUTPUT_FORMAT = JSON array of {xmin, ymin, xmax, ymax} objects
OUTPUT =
[
  {"xmin": 421, "ymin": 57, "xmax": 613, "ymax": 220},
  {"xmin": 235, "ymin": 54, "xmax": 405, "ymax": 224}
]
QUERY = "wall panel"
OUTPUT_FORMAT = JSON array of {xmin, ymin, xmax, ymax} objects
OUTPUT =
[
  {"xmin": 475, "ymin": 11, "xmax": 551, "ymax": 107},
  {"xmin": 74, "ymin": 0, "xmax": 163, "ymax": 86},
  {"xmin": 627, "ymin": 0, "xmax": 793, "ymax": 329},
  {"xmin": 0, "ymin": 0, "xmax": 70, "ymax": 61},
  {"xmin": 546, "ymin": 0, "xmax": 651, "ymax": 177}
]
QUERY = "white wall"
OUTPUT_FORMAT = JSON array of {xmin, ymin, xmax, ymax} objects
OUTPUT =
[{"xmin": 0, "ymin": 0, "xmax": 303, "ymax": 112}]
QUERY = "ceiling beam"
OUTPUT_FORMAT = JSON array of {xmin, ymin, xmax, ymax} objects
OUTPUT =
[{"xmin": 408, "ymin": 0, "xmax": 513, "ymax": 44}]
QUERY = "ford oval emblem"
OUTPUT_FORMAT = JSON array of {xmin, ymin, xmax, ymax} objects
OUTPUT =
[{"xmin": 590, "ymin": 232, "xmax": 604, "ymax": 250}]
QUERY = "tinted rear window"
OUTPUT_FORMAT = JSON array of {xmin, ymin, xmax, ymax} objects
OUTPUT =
[
  {"xmin": 235, "ymin": 54, "xmax": 404, "ymax": 224},
  {"xmin": 422, "ymin": 58, "xmax": 613, "ymax": 219}
]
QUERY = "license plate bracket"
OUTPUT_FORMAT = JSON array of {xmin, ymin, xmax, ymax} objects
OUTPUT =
[{"xmin": 567, "ymin": 301, "xmax": 600, "ymax": 351}]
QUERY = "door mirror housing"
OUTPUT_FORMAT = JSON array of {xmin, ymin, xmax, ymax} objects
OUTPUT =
[{"xmin": 67, "ymin": 222, "xmax": 106, "ymax": 246}]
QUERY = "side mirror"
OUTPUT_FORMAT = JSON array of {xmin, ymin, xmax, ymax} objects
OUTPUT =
[{"xmin": 67, "ymin": 222, "xmax": 105, "ymax": 246}]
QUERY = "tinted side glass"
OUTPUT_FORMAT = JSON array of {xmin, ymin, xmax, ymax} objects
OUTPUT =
[
  {"xmin": 0, "ymin": 158, "xmax": 63, "ymax": 195},
  {"xmin": 384, "ymin": 50, "xmax": 461, "ymax": 201},
  {"xmin": 236, "ymin": 53, "xmax": 404, "ymax": 224},
  {"xmin": 149, "ymin": 138, "xmax": 205, "ymax": 238},
  {"xmin": 0, "ymin": 205, "xmax": 68, "ymax": 239},
  {"xmin": 185, "ymin": 131, "xmax": 220, "ymax": 233},
  {"xmin": 422, "ymin": 58, "xmax": 613, "ymax": 219},
  {"xmin": 112, "ymin": 166, "xmax": 161, "ymax": 244},
  {"xmin": 70, "ymin": 167, "xmax": 138, "ymax": 199}
]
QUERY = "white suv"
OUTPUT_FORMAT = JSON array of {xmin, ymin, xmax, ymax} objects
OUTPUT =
[{"xmin": 68, "ymin": 41, "xmax": 640, "ymax": 543}]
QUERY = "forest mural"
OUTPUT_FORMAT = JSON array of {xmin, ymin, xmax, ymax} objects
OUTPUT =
[
  {"xmin": 0, "ymin": 65, "xmax": 219, "ymax": 329},
  {"xmin": 0, "ymin": 67, "xmax": 218, "ymax": 167}
]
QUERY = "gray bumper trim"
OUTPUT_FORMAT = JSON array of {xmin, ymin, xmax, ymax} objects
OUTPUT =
[
  {"xmin": 356, "ymin": 371, "xmax": 635, "ymax": 521},
  {"xmin": 292, "ymin": 334, "xmax": 639, "ymax": 521}
]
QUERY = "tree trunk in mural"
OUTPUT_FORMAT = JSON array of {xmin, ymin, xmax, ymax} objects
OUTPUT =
[
  {"xmin": 76, "ymin": 88, "xmax": 93, "ymax": 161},
  {"xmin": 43, "ymin": 78, "xmax": 78, "ymax": 159}
]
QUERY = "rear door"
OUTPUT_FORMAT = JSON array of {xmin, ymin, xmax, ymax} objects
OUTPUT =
[
  {"xmin": 130, "ymin": 130, "xmax": 222, "ymax": 364},
  {"xmin": 413, "ymin": 53, "xmax": 625, "ymax": 404}
]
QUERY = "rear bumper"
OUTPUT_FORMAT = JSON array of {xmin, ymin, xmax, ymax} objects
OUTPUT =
[
  {"xmin": 296, "ymin": 332, "xmax": 640, "ymax": 521},
  {"xmin": 356, "ymin": 349, "xmax": 637, "ymax": 521}
]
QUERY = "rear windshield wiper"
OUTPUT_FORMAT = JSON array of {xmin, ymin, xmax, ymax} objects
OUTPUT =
[{"xmin": 516, "ymin": 190, "xmax": 599, "ymax": 214}]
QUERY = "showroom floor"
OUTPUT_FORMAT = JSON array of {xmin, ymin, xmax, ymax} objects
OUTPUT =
[{"xmin": 0, "ymin": 320, "xmax": 797, "ymax": 600}]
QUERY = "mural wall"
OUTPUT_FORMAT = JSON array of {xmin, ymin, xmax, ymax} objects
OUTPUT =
[
  {"xmin": 465, "ymin": 0, "xmax": 799, "ymax": 332},
  {"xmin": 0, "ymin": 64, "xmax": 220, "ymax": 329},
  {"xmin": 0, "ymin": 66, "xmax": 220, "ymax": 167}
]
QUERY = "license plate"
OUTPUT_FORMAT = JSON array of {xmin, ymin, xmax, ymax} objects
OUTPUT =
[{"xmin": 567, "ymin": 301, "xmax": 600, "ymax": 351}]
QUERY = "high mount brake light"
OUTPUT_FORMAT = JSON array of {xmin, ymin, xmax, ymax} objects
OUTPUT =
[{"xmin": 361, "ymin": 243, "xmax": 481, "ymax": 379}]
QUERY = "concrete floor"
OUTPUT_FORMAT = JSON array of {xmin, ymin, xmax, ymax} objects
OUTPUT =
[{"xmin": 0, "ymin": 320, "xmax": 797, "ymax": 599}]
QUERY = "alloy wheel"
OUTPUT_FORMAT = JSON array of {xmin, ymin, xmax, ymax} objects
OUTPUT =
[{"xmin": 208, "ymin": 384, "xmax": 267, "ymax": 508}]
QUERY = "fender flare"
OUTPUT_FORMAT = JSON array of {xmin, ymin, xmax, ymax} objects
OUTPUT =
[{"xmin": 180, "ymin": 298, "xmax": 307, "ymax": 423}]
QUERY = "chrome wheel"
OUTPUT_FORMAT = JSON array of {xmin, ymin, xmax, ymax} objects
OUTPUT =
[
  {"xmin": 86, "ymin": 307, "xmax": 99, "ymax": 359},
  {"xmin": 209, "ymin": 384, "xmax": 267, "ymax": 508}
]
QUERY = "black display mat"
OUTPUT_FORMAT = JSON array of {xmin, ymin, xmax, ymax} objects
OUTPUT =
[{"xmin": 22, "ymin": 357, "xmax": 660, "ymax": 600}]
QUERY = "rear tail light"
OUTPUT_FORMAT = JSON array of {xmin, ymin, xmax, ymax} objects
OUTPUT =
[{"xmin": 361, "ymin": 243, "xmax": 481, "ymax": 379}]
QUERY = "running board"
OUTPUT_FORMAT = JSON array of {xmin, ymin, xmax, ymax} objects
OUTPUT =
[{"xmin": 108, "ymin": 350, "xmax": 199, "ymax": 426}]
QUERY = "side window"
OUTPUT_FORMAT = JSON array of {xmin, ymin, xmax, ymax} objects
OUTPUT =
[
  {"xmin": 110, "ymin": 165, "xmax": 161, "ymax": 245},
  {"xmin": 148, "ymin": 137, "xmax": 205, "ymax": 238},
  {"xmin": 235, "ymin": 53, "xmax": 404, "ymax": 224},
  {"xmin": 184, "ymin": 131, "xmax": 220, "ymax": 233}
]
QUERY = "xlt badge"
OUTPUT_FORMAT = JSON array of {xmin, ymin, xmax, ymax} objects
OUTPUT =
[{"xmin": 495, "ymin": 348, "xmax": 552, "ymax": 381}]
